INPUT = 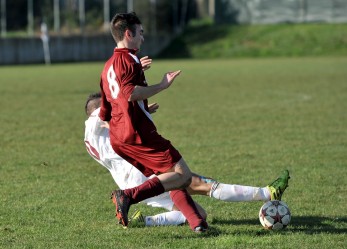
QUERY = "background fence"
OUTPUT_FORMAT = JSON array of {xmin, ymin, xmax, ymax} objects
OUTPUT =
[
  {"xmin": 0, "ymin": 0, "xmax": 346, "ymax": 65},
  {"xmin": 215, "ymin": 0, "xmax": 347, "ymax": 24}
]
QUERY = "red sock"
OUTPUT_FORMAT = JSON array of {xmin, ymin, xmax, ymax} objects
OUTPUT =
[
  {"xmin": 124, "ymin": 177, "xmax": 165, "ymax": 204},
  {"xmin": 170, "ymin": 189, "xmax": 207, "ymax": 231}
]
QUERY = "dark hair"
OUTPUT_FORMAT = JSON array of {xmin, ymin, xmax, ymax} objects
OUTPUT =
[
  {"xmin": 110, "ymin": 12, "xmax": 141, "ymax": 43},
  {"xmin": 85, "ymin": 92, "xmax": 101, "ymax": 116}
]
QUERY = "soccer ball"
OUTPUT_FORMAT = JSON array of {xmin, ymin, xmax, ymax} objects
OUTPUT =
[{"xmin": 259, "ymin": 200, "xmax": 291, "ymax": 230}]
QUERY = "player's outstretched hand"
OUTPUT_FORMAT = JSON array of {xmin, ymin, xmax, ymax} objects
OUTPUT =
[
  {"xmin": 161, "ymin": 70, "xmax": 181, "ymax": 89},
  {"xmin": 140, "ymin": 56, "xmax": 152, "ymax": 71}
]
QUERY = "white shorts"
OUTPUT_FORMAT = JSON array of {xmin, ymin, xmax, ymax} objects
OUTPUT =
[{"xmin": 108, "ymin": 157, "xmax": 174, "ymax": 211}]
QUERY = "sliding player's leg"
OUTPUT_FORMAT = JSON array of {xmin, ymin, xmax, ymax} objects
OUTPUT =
[{"xmin": 188, "ymin": 170, "xmax": 290, "ymax": 202}]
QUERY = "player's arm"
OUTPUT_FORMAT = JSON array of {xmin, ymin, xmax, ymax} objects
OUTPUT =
[
  {"xmin": 128, "ymin": 70, "xmax": 181, "ymax": 101},
  {"xmin": 140, "ymin": 57, "xmax": 159, "ymax": 114}
]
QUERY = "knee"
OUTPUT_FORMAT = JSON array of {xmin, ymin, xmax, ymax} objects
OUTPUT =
[{"xmin": 174, "ymin": 158, "xmax": 193, "ymax": 189}]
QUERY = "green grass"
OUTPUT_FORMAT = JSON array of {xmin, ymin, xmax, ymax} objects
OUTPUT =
[
  {"xmin": 0, "ymin": 57, "xmax": 346, "ymax": 248},
  {"xmin": 158, "ymin": 22, "xmax": 347, "ymax": 58}
]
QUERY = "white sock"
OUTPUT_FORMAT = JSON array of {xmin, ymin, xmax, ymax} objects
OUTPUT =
[
  {"xmin": 210, "ymin": 182, "xmax": 270, "ymax": 202},
  {"xmin": 145, "ymin": 211, "xmax": 186, "ymax": 226}
]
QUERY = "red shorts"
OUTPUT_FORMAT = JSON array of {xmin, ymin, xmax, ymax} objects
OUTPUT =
[{"xmin": 111, "ymin": 135, "xmax": 182, "ymax": 177}]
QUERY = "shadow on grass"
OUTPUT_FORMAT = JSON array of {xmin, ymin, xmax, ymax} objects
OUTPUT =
[
  {"xmin": 167, "ymin": 226, "xmax": 222, "ymax": 239},
  {"xmin": 116, "ymin": 216, "xmax": 346, "ymax": 238},
  {"xmin": 211, "ymin": 216, "xmax": 347, "ymax": 235}
]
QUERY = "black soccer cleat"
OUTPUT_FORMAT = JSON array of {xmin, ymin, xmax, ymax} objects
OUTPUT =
[{"xmin": 111, "ymin": 190, "xmax": 131, "ymax": 227}]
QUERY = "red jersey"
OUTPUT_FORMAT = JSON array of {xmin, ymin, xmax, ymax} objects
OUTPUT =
[
  {"xmin": 99, "ymin": 48, "xmax": 157, "ymax": 144},
  {"xmin": 99, "ymin": 48, "xmax": 181, "ymax": 175}
]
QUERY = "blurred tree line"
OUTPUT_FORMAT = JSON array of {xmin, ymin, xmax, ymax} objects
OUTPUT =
[{"xmin": 2, "ymin": 0, "xmax": 199, "ymax": 36}]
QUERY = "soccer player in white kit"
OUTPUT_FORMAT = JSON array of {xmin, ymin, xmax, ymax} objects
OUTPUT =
[{"xmin": 84, "ymin": 91, "xmax": 290, "ymax": 227}]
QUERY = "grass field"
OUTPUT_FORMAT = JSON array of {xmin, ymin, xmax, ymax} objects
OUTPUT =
[{"xmin": 0, "ymin": 57, "xmax": 346, "ymax": 248}]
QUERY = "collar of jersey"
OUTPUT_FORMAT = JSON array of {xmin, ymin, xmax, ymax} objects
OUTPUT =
[{"xmin": 114, "ymin": 47, "xmax": 138, "ymax": 54}]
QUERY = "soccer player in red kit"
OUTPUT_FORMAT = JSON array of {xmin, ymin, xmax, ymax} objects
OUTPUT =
[{"xmin": 98, "ymin": 12, "xmax": 208, "ymax": 232}]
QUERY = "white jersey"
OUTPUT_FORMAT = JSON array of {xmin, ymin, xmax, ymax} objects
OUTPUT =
[{"xmin": 84, "ymin": 108, "xmax": 173, "ymax": 210}]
